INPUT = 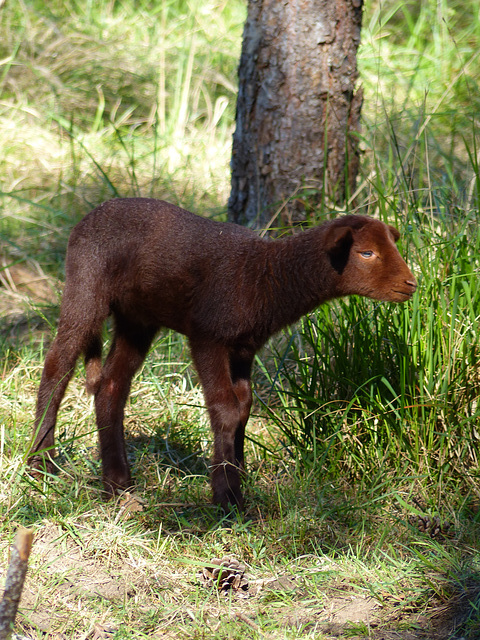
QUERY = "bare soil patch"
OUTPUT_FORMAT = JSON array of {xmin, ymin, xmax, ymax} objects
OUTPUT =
[{"xmin": 0, "ymin": 256, "xmax": 58, "ymax": 346}]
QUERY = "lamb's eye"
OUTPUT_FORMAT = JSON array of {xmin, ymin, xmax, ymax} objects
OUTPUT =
[{"xmin": 360, "ymin": 250, "xmax": 374, "ymax": 258}]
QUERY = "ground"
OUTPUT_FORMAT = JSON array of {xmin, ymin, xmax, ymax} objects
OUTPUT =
[{"xmin": 5, "ymin": 520, "xmax": 476, "ymax": 640}]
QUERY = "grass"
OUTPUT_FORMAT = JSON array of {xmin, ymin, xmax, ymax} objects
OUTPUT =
[
  {"xmin": 1, "ymin": 0, "xmax": 480, "ymax": 638},
  {"xmin": 259, "ymin": 211, "xmax": 480, "ymax": 487}
]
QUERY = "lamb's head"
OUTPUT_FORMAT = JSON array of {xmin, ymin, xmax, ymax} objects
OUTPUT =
[{"xmin": 325, "ymin": 215, "xmax": 417, "ymax": 303}]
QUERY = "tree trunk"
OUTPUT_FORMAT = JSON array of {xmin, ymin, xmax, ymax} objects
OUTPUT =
[{"xmin": 228, "ymin": 0, "xmax": 364, "ymax": 228}]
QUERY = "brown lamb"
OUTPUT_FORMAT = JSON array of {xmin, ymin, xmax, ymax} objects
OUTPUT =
[{"xmin": 29, "ymin": 198, "xmax": 417, "ymax": 511}]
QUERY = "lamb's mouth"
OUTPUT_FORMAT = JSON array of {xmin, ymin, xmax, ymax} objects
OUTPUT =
[{"xmin": 393, "ymin": 289, "xmax": 414, "ymax": 299}]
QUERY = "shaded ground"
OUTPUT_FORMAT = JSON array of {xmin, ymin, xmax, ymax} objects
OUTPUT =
[{"xmin": 1, "ymin": 520, "xmax": 477, "ymax": 640}]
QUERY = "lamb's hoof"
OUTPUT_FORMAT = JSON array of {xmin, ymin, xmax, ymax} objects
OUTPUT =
[
  {"xmin": 27, "ymin": 454, "xmax": 55, "ymax": 478},
  {"xmin": 214, "ymin": 488, "xmax": 244, "ymax": 517},
  {"xmin": 211, "ymin": 464, "xmax": 244, "ymax": 516},
  {"xmin": 102, "ymin": 474, "xmax": 133, "ymax": 501}
]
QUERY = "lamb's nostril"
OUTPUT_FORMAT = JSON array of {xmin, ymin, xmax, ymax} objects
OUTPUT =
[{"xmin": 406, "ymin": 279, "xmax": 417, "ymax": 289}]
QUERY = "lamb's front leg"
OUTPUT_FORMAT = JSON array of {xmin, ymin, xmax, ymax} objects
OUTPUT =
[
  {"xmin": 190, "ymin": 340, "xmax": 251, "ymax": 511},
  {"xmin": 229, "ymin": 348, "xmax": 254, "ymax": 474}
]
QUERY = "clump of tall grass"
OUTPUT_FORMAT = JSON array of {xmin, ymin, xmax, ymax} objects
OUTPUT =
[
  {"xmin": 259, "ymin": 156, "xmax": 480, "ymax": 504},
  {"xmin": 260, "ymin": 199, "xmax": 480, "ymax": 487}
]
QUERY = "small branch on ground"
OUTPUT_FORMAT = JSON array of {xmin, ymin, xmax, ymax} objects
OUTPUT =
[
  {"xmin": 0, "ymin": 528, "xmax": 34, "ymax": 640},
  {"xmin": 234, "ymin": 612, "xmax": 273, "ymax": 639}
]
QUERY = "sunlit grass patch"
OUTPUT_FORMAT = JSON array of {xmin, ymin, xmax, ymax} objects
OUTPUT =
[{"xmin": 0, "ymin": 0, "xmax": 245, "ymax": 269}]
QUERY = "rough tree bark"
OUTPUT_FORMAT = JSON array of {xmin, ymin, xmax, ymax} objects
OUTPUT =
[{"xmin": 228, "ymin": 0, "xmax": 364, "ymax": 228}]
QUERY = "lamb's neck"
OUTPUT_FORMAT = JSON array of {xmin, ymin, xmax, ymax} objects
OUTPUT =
[{"xmin": 263, "ymin": 228, "xmax": 341, "ymax": 333}]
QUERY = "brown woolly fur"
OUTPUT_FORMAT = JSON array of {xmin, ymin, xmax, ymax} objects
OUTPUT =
[{"xmin": 29, "ymin": 198, "xmax": 416, "ymax": 511}]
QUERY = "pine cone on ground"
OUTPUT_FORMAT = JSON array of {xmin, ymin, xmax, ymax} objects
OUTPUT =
[
  {"xmin": 411, "ymin": 514, "xmax": 451, "ymax": 538},
  {"xmin": 201, "ymin": 556, "xmax": 249, "ymax": 592},
  {"xmin": 409, "ymin": 498, "xmax": 452, "ymax": 539}
]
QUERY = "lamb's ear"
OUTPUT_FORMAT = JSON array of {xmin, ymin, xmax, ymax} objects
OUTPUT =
[
  {"xmin": 325, "ymin": 225, "xmax": 354, "ymax": 274},
  {"xmin": 389, "ymin": 226, "xmax": 400, "ymax": 242},
  {"xmin": 325, "ymin": 225, "xmax": 354, "ymax": 251}
]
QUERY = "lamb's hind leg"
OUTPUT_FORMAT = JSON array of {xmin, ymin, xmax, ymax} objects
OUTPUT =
[
  {"xmin": 94, "ymin": 317, "xmax": 156, "ymax": 497},
  {"xmin": 29, "ymin": 328, "xmax": 100, "ymax": 474},
  {"xmin": 29, "ymin": 278, "xmax": 108, "ymax": 475},
  {"xmin": 29, "ymin": 334, "xmax": 78, "ymax": 472}
]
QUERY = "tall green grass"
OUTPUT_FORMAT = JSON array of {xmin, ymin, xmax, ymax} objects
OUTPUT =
[
  {"xmin": 360, "ymin": 0, "xmax": 480, "ymax": 181},
  {"xmin": 0, "ymin": 0, "xmax": 245, "ymax": 274},
  {"xmin": 259, "ymin": 204, "xmax": 480, "ymax": 491}
]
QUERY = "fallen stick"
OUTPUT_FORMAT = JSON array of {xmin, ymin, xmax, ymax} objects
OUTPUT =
[{"xmin": 0, "ymin": 528, "xmax": 34, "ymax": 640}]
